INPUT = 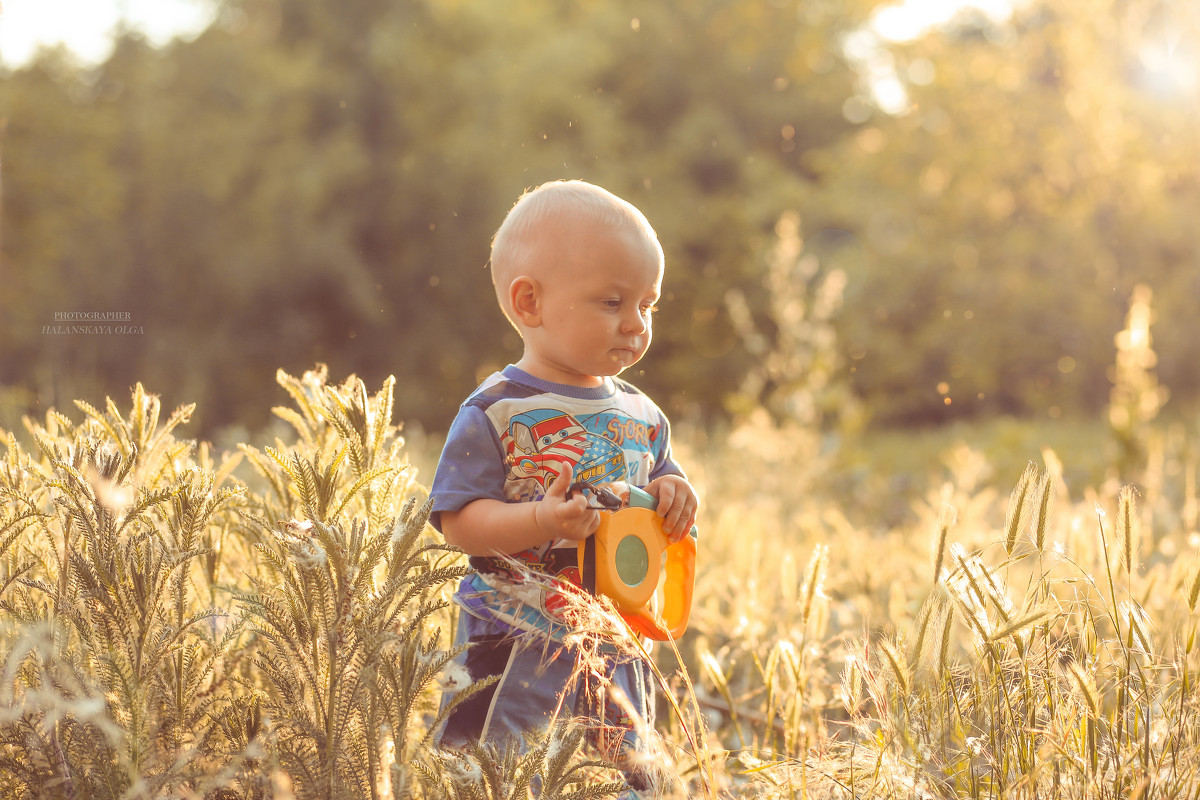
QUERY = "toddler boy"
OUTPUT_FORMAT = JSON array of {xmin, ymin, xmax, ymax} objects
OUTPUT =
[{"xmin": 431, "ymin": 180, "xmax": 698, "ymax": 796}]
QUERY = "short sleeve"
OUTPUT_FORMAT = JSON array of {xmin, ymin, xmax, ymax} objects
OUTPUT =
[
  {"xmin": 647, "ymin": 408, "xmax": 685, "ymax": 482},
  {"xmin": 429, "ymin": 404, "xmax": 508, "ymax": 532}
]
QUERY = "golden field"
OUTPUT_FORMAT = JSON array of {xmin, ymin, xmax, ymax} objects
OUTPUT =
[{"xmin": 2, "ymin": 355, "xmax": 1198, "ymax": 798}]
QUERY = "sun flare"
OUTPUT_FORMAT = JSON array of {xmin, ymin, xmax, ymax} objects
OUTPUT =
[{"xmin": 1138, "ymin": 38, "xmax": 1200, "ymax": 95}]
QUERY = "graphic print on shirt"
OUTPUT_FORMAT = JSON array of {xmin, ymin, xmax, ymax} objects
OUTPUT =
[{"xmin": 500, "ymin": 407, "xmax": 660, "ymax": 501}]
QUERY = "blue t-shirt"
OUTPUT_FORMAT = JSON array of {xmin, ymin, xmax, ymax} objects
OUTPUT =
[
  {"xmin": 432, "ymin": 365, "xmax": 682, "ymax": 530},
  {"xmin": 431, "ymin": 365, "xmax": 685, "ymax": 637}
]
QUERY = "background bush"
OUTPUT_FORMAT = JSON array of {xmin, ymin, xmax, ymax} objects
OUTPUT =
[{"xmin": 3, "ymin": 0, "xmax": 1199, "ymax": 436}]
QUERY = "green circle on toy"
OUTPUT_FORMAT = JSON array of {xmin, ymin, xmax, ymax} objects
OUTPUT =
[{"xmin": 615, "ymin": 534, "xmax": 650, "ymax": 587}]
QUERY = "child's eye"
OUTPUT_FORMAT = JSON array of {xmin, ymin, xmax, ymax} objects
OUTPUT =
[{"xmin": 641, "ymin": 304, "xmax": 659, "ymax": 315}]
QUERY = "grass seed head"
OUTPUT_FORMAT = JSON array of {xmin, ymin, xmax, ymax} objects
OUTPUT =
[
  {"xmin": 932, "ymin": 503, "xmax": 956, "ymax": 584},
  {"xmin": 878, "ymin": 638, "xmax": 910, "ymax": 695},
  {"xmin": 1187, "ymin": 558, "xmax": 1200, "ymax": 612},
  {"xmin": 1122, "ymin": 600, "xmax": 1154, "ymax": 655},
  {"xmin": 1117, "ymin": 485, "xmax": 1141, "ymax": 575},
  {"xmin": 1066, "ymin": 660, "xmax": 1100, "ymax": 719},
  {"xmin": 1003, "ymin": 462, "xmax": 1040, "ymax": 555},
  {"xmin": 909, "ymin": 596, "xmax": 949, "ymax": 674},
  {"xmin": 947, "ymin": 551, "xmax": 993, "ymax": 646},
  {"xmin": 938, "ymin": 601, "xmax": 955, "ymax": 674},
  {"xmin": 1033, "ymin": 470, "xmax": 1055, "ymax": 552},
  {"xmin": 840, "ymin": 653, "xmax": 864, "ymax": 714},
  {"xmin": 800, "ymin": 543, "xmax": 828, "ymax": 627}
]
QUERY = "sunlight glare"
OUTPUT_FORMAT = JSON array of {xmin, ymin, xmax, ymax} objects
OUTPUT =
[
  {"xmin": 0, "ymin": 0, "xmax": 212, "ymax": 67},
  {"xmin": 1138, "ymin": 39, "xmax": 1199, "ymax": 95},
  {"xmin": 846, "ymin": 0, "xmax": 1019, "ymax": 116},
  {"xmin": 872, "ymin": 0, "xmax": 1017, "ymax": 44},
  {"xmin": 872, "ymin": 75, "xmax": 910, "ymax": 115}
]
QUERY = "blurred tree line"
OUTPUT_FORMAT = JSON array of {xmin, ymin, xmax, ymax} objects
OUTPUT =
[{"xmin": 1, "ymin": 0, "xmax": 1197, "ymax": 438}]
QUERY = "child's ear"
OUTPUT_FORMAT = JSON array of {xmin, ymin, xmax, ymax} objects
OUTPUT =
[{"xmin": 509, "ymin": 276, "xmax": 542, "ymax": 326}]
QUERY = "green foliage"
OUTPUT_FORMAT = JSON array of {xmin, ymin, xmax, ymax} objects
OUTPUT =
[
  {"xmin": 6, "ymin": 0, "xmax": 1199, "ymax": 433},
  {"xmin": 804, "ymin": 0, "xmax": 1200, "ymax": 426},
  {"xmin": 0, "ymin": 0, "xmax": 867, "ymax": 436}
]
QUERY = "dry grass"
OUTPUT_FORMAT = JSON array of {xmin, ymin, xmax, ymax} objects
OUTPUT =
[
  {"xmin": 4, "ymin": 363, "xmax": 1200, "ymax": 798},
  {"xmin": 670, "ymin": 411, "xmax": 1200, "ymax": 799},
  {"xmin": 0, "ymin": 369, "xmax": 489, "ymax": 798}
]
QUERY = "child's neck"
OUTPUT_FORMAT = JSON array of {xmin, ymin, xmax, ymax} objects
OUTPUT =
[{"xmin": 513, "ymin": 356, "xmax": 605, "ymax": 389}]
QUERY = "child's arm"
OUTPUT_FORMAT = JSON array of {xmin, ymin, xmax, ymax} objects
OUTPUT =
[
  {"xmin": 441, "ymin": 462, "xmax": 600, "ymax": 557},
  {"xmin": 644, "ymin": 473, "xmax": 699, "ymax": 542}
]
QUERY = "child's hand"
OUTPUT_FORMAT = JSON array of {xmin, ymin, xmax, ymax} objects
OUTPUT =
[
  {"xmin": 645, "ymin": 474, "xmax": 699, "ymax": 542},
  {"xmin": 534, "ymin": 462, "xmax": 600, "ymax": 542}
]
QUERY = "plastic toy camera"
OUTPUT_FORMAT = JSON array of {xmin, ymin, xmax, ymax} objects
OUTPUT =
[{"xmin": 572, "ymin": 482, "xmax": 697, "ymax": 640}]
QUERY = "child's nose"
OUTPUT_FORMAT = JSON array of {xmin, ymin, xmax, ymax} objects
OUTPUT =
[{"xmin": 621, "ymin": 308, "xmax": 649, "ymax": 335}]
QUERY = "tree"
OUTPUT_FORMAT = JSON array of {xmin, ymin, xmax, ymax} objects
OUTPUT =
[
  {"xmin": 2, "ymin": 0, "xmax": 875, "ymax": 435},
  {"xmin": 800, "ymin": 0, "xmax": 1200, "ymax": 425}
]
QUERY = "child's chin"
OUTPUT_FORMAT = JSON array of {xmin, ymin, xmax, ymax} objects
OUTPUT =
[
  {"xmin": 600, "ymin": 361, "xmax": 633, "ymax": 377},
  {"xmin": 605, "ymin": 352, "xmax": 640, "ymax": 370}
]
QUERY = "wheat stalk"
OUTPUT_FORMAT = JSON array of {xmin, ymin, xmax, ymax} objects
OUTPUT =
[
  {"xmin": 1003, "ymin": 462, "xmax": 1039, "ymax": 556},
  {"xmin": 1032, "ymin": 470, "xmax": 1055, "ymax": 553},
  {"xmin": 932, "ymin": 503, "xmax": 956, "ymax": 585},
  {"xmin": 1116, "ymin": 485, "xmax": 1141, "ymax": 577}
]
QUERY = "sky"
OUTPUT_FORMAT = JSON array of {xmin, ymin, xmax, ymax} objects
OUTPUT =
[
  {"xmin": 0, "ymin": 0, "xmax": 1016, "ymax": 69},
  {"xmin": 0, "ymin": 0, "xmax": 213, "ymax": 67}
]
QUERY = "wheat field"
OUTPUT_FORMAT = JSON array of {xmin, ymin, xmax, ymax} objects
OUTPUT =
[{"xmin": 2, "ymin": 363, "xmax": 1199, "ymax": 799}]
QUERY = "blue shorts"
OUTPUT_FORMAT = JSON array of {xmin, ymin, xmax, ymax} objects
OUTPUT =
[{"xmin": 436, "ymin": 609, "xmax": 659, "ymax": 793}]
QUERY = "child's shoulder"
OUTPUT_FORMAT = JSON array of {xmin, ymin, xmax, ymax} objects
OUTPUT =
[
  {"xmin": 465, "ymin": 371, "xmax": 543, "ymax": 412},
  {"xmin": 609, "ymin": 377, "xmax": 672, "ymax": 424},
  {"xmin": 462, "ymin": 369, "xmax": 663, "ymax": 419},
  {"xmin": 610, "ymin": 375, "xmax": 647, "ymax": 397}
]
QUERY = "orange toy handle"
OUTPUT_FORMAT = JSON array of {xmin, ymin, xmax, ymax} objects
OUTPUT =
[
  {"xmin": 623, "ymin": 533, "xmax": 696, "ymax": 641},
  {"xmin": 577, "ymin": 485, "xmax": 697, "ymax": 641}
]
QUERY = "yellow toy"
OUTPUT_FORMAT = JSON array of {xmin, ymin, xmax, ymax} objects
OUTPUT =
[{"xmin": 573, "ymin": 482, "xmax": 697, "ymax": 640}]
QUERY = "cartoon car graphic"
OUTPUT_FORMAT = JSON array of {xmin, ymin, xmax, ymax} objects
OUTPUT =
[
  {"xmin": 504, "ymin": 409, "xmax": 626, "ymax": 494},
  {"xmin": 504, "ymin": 410, "xmax": 587, "ymax": 487}
]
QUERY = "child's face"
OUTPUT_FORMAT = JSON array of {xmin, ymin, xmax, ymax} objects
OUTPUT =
[{"xmin": 521, "ymin": 219, "xmax": 663, "ymax": 387}]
